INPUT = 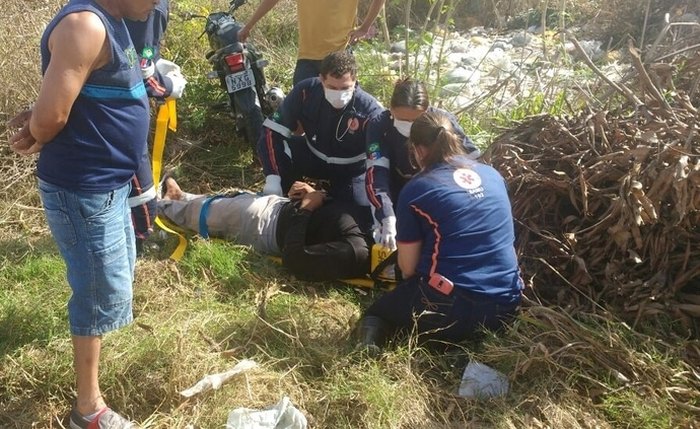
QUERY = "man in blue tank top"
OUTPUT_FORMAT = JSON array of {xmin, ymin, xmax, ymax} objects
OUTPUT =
[{"xmin": 8, "ymin": 0, "xmax": 153, "ymax": 427}]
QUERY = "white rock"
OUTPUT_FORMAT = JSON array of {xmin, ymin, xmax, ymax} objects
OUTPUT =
[
  {"xmin": 445, "ymin": 52, "xmax": 472, "ymax": 67},
  {"xmin": 448, "ymin": 38, "xmax": 471, "ymax": 53},
  {"xmin": 469, "ymin": 26, "xmax": 488, "ymax": 37},
  {"xmin": 491, "ymin": 40, "xmax": 513, "ymax": 51},
  {"xmin": 446, "ymin": 66, "xmax": 476, "ymax": 83},
  {"xmin": 510, "ymin": 31, "xmax": 533, "ymax": 47},
  {"xmin": 469, "ymin": 35, "xmax": 490, "ymax": 46},
  {"xmin": 458, "ymin": 361, "xmax": 509, "ymax": 399},
  {"xmin": 443, "ymin": 95, "xmax": 473, "ymax": 112},
  {"xmin": 441, "ymin": 82, "xmax": 476, "ymax": 98},
  {"xmin": 567, "ymin": 39, "xmax": 605, "ymax": 61},
  {"xmin": 462, "ymin": 45, "xmax": 492, "ymax": 65},
  {"xmin": 390, "ymin": 40, "xmax": 407, "ymax": 53}
]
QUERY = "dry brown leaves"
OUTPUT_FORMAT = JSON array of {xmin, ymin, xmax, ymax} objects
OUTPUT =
[
  {"xmin": 484, "ymin": 47, "xmax": 700, "ymax": 331},
  {"xmin": 0, "ymin": 1, "xmax": 62, "ymax": 234}
]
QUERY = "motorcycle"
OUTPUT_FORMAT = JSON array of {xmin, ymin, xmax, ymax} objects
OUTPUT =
[{"xmin": 183, "ymin": 0, "xmax": 284, "ymax": 148}]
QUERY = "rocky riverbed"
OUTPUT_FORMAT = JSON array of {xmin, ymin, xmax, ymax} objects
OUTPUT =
[
  {"xmin": 379, "ymin": 25, "xmax": 630, "ymax": 114},
  {"xmin": 365, "ymin": 11, "xmax": 700, "ymax": 120}
]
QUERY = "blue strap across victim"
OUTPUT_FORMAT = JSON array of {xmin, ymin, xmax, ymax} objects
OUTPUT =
[{"xmin": 198, "ymin": 195, "xmax": 227, "ymax": 239}]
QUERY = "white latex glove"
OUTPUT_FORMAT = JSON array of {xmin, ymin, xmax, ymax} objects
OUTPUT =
[
  {"xmin": 166, "ymin": 71, "xmax": 187, "ymax": 99},
  {"xmin": 140, "ymin": 58, "xmax": 155, "ymax": 79},
  {"xmin": 378, "ymin": 216, "xmax": 397, "ymax": 250},
  {"xmin": 156, "ymin": 59, "xmax": 187, "ymax": 99},
  {"xmin": 263, "ymin": 174, "xmax": 283, "ymax": 196},
  {"xmin": 155, "ymin": 58, "xmax": 181, "ymax": 75}
]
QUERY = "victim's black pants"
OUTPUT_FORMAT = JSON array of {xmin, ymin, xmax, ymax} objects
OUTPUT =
[{"xmin": 275, "ymin": 201, "xmax": 371, "ymax": 281}]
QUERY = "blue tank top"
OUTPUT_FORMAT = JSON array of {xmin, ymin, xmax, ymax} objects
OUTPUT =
[{"xmin": 37, "ymin": 0, "xmax": 149, "ymax": 192}]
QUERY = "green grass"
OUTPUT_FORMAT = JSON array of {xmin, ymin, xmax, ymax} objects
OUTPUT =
[
  {"xmin": 602, "ymin": 389, "xmax": 674, "ymax": 428},
  {"xmin": 1, "ymin": 230, "xmax": 698, "ymax": 427},
  {"xmin": 0, "ymin": 247, "xmax": 69, "ymax": 354}
]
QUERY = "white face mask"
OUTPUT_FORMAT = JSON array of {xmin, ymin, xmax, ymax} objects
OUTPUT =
[
  {"xmin": 324, "ymin": 87, "xmax": 354, "ymax": 109},
  {"xmin": 393, "ymin": 119, "xmax": 413, "ymax": 138}
]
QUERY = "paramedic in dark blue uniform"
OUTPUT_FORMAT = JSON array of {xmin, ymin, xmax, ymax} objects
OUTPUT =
[
  {"xmin": 357, "ymin": 110, "xmax": 522, "ymax": 352},
  {"xmin": 126, "ymin": 0, "xmax": 176, "ymax": 98},
  {"xmin": 125, "ymin": 0, "xmax": 187, "ymax": 254},
  {"xmin": 366, "ymin": 78, "xmax": 480, "ymax": 250},
  {"xmin": 257, "ymin": 50, "xmax": 383, "ymax": 208}
]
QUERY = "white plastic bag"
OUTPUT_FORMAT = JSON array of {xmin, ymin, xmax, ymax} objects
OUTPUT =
[
  {"xmin": 457, "ymin": 360, "xmax": 509, "ymax": 399},
  {"xmin": 226, "ymin": 396, "xmax": 307, "ymax": 429},
  {"xmin": 179, "ymin": 359, "xmax": 257, "ymax": 398}
]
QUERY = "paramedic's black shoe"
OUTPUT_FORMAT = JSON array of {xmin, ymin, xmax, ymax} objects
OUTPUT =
[{"xmin": 356, "ymin": 315, "xmax": 387, "ymax": 357}]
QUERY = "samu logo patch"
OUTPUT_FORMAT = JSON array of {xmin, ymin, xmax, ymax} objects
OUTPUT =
[
  {"xmin": 347, "ymin": 117, "xmax": 360, "ymax": 133},
  {"xmin": 453, "ymin": 168, "xmax": 482, "ymax": 190}
]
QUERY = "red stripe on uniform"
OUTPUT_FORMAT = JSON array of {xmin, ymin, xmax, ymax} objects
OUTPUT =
[
  {"xmin": 142, "ymin": 194, "xmax": 152, "ymax": 231},
  {"xmin": 410, "ymin": 204, "xmax": 441, "ymax": 276},
  {"xmin": 265, "ymin": 128, "xmax": 279, "ymax": 174},
  {"xmin": 132, "ymin": 174, "xmax": 142, "ymax": 193},
  {"xmin": 130, "ymin": 175, "xmax": 151, "ymax": 239},
  {"xmin": 366, "ymin": 167, "xmax": 381, "ymax": 208},
  {"xmin": 147, "ymin": 76, "xmax": 167, "ymax": 96}
]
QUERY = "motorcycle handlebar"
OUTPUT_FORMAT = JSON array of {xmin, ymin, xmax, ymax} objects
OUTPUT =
[
  {"xmin": 178, "ymin": 0, "xmax": 247, "ymax": 20},
  {"xmin": 177, "ymin": 12, "xmax": 207, "ymax": 21},
  {"xmin": 229, "ymin": 0, "xmax": 247, "ymax": 13}
]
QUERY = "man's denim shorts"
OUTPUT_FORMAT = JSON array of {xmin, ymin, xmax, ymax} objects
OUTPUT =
[{"xmin": 38, "ymin": 179, "xmax": 136, "ymax": 336}]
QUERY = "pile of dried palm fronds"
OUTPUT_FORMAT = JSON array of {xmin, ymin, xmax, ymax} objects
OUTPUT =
[{"xmin": 484, "ymin": 41, "xmax": 700, "ymax": 329}]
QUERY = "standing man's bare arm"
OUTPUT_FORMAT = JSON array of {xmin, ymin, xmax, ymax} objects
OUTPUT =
[
  {"xmin": 8, "ymin": 11, "xmax": 109, "ymax": 155},
  {"xmin": 238, "ymin": 0, "xmax": 283, "ymax": 42},
  {"xmin": 349, "ymin": 0, "xmax": 386, "ymax": 43}
]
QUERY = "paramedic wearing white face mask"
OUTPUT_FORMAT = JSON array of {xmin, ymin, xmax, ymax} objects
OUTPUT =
[
  {"xmin": 365, "ymin": 78, "xmax": 481, "ymax": 250},
  {"xmin": 258, "ymin": 51, "xmax": 383, "ymax": 222},
  {"xmin": 324, "ymin": 86, "xmax": 354, "ymax": 109}
]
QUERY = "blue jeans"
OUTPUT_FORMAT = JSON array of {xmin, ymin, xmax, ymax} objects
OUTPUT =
[{"xmin": 38, "ymin": 179, "xmax": 136, "ymax": 336}]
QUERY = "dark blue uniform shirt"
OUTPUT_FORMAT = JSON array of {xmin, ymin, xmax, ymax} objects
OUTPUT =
[
  {"xmin": 365, "ymin": 107, "xmax": 480, "ymax": 222},
  {"xmin": 125, "ymin": 0, "xmax": 172, "ymax": 98},
  {"xmin": 396, "ymin": 157, "xmax": 522, "ymax": 305},
  {"xmin": 258, "ymin": 77, "xmax": 384, "ymax": 182}
]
